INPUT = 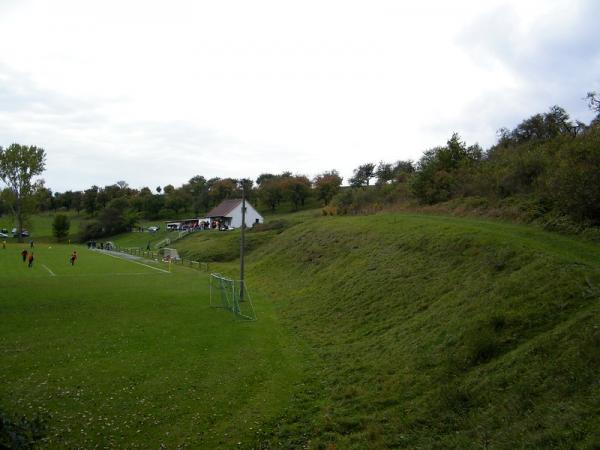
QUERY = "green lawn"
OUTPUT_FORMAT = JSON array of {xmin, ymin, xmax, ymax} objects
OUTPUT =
[
  {"xmin": 0, "ymin": 212, "xmax": 83, "ymax": 242},
  {"xmin": 0, "ymin": 244, "xmax": 307, "ymax": 449}
]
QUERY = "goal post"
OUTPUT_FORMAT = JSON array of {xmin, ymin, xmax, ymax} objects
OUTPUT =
[{"xmin": 209, "ymin": 273, "xmax": 256, "ymax": 321}]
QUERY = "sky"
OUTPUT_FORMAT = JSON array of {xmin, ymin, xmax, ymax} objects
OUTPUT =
[{"xmin": 0, "ymin": 0, "xmax": 599, "ymax": 192}]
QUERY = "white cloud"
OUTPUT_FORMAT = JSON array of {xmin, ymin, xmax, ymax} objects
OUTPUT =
[{"xmin": 0, "ymin": 0, "xmax": 598, "ymax": 191}]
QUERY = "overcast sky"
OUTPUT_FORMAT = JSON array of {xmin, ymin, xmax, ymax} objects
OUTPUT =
[{"xmin": 1, "ymin": 0, "xmax": 599, "ymax": 192}]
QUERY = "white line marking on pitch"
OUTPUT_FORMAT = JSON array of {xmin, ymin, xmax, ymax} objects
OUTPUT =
[
  {"xmin": 99, "ymin": 251, "xmax": 170, "ymax": 273},
  {"xmin": 56, "ymin": 272, "xmax": 158, "ymax": 278},
  {"xmin": 42, "ymin": 264, "xmax": 56, "ymax": 276}
]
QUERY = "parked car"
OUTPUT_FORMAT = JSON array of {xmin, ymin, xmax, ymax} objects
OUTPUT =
[
  {"xmin": 148, "ymin": 226, "xmax": 160, "ymax": 233},
  {"xmin": 0, "ymin": 232, "xmax": 7, "ymax": 238},
  {"xmin": 11, "ymin": 228, "xmax": 29, "ymax": 237}
]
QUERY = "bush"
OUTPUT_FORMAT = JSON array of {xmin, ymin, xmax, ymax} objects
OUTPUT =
[
  {"xmin": 52, "ymin": 213, "xmax": 70, "ymax": 240},
  {"xmin": 544, "ymin": 125, "xmax": 600, "ymax": 224},
  {"xmin": 79, "ymin": 220, "xmax": 104, "ymax": 242},
  {"xmin": 0, "ymin": 410, "xmax": 47, "ymax": 449}
]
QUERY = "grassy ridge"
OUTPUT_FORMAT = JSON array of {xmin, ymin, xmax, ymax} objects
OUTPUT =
[{"xmin": 230, "ymin": 213, "xmax": 600, "ymax": 448}]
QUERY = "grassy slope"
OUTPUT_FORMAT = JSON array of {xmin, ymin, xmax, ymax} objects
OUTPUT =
[
  {"xmin": 0, "ymin": 212, "xmax": 83, "ymax": 242},
  {"xmin": 0, "ymin": 244, "xmax": 308, "ymax": 449},
  {"xmin": 212, "ymin": 213, "xmax": 600, "ymax": 449},
  {"xmin": 171, "ymin": 210, "xmax": 320, "ymax": 263}
]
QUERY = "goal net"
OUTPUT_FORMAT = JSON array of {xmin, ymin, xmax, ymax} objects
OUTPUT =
[
  {"xmin": 162, "ymin": 247, "xmax": 180, "ymax": 261},
  {"xmin": 209, "ymin": 273, "xmax": 256, "ymax": 321}
]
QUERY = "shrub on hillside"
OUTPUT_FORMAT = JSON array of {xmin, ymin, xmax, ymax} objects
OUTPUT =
[
  {"xmin": 79, "ymin": 220, "xmax": 104, "ymax": 241},
  {"xmin": 330, "ymin": 187, "xmax": 383, "ymax": 215},
  {"xmin": 544, "ymin": 125, "xmax": 600, "ymax": 224},
  {"xmin": 52, "ymin": 213, "xmax": 70, "ymax": 240},
  {"xmin": 411, "ymin": 134, "xmax": 482, "ymax": 204}
]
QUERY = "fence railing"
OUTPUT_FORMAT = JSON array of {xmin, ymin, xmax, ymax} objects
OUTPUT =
[{"xmin": 110, "ymin": 245, "xmax": 210, "ymax": 272}]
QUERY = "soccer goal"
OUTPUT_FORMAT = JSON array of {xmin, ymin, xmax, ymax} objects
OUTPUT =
[
  {"xmin": 209, "ymin": 273, "xmax": 257, "ymax": 321},
  {"xmin": 162, "ymin": 247, "xmax": 180, "ymax": 261}
]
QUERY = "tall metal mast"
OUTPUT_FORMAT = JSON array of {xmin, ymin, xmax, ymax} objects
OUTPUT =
[{"xmin": 239, "ymin": 182, "xmax": 246, "ymax": 302}]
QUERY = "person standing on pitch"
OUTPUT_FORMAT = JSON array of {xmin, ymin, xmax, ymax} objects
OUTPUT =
[
  {"xmin": 21, "ymin": 249, "xmax": 28, "ymax": 262},
  {"xmin": 28, "ymin": 252, "xmax": 34, "ymax": 268},
  {"xmin": 70, "ymin": 251, "xmax": 77, "ymax": 266}
]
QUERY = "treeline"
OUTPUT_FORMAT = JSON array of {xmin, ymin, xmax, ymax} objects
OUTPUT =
[
  {"xmin": 330, "ymin": 98, "xmax": 600, "ymax": 233},
  {"xmin": 3, "ymin": 171, "xmax": 345, "ymax": 240},
  {"xmin": 3, "ymin": 93, "xmax": 599, "ymax": 240}
]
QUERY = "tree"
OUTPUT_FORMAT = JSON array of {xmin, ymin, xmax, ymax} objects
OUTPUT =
[
  {"xmin": 375, "ymin": 162, "xmax": 394, "ymax": 185},
  {"xmin": 209, "ymin": 178, "xmax": 238, "ymax": 205},
  {"xmin": 185, "ymin": 175, "xmax": 209, "ymax": 215},
  {"xmin": 257, "ymin": 178, "xmax": 284, "ymax": 211},
  {"xmin": 586, "ymin": 91, "xmax": 600, "ymax": 120},
  {"xmin": 313, "ymin": 170, "xmax": 343, "ymax": 205},
  {"xmin": 281, "ymin": 175, "xmax": 311, "ymax": 210},
  {"xmin": 71, "ymin": 191, "xmax": 83, "ymax": 213},
  {"xmin": 0, "ymin": 144, "xmax": 46, "ymax": 242},
  {"xmin": 545, "ymin": 125, "xmax": 600, "ymax": 223},
  {"xmin": 165, "ymin": 187, "xmax": 192, "ymax": 214},
  {"xmin": 392, "ymin": 160, "xmax": 415, "ymax": 183},
  {"xmin": 33, "ymin": 181, "xmax": 53, "ymax": 212},
  {"xmin": 412, "ymin": 134, "xmax": 482, "ymax": 204},
  {"xmin": 256, "ymin": 173, "xmax": 276, "ymax": 186},
  {"xmin": 497, "ymin": 106, "xmax": 577, "ymax": 145},
  {"xmin": 238, "ymin": 178, "xmax": 254, "ymax": 203},
  {"xmin": 96, "ymin": 197, "xmax": 138, "ymax": 236},
  {"xmin": 349, "ymin": 163, "xmax": 376, "ymax": 187},
  {"xmin": 52, "ymin": 214, "xmax": 71, "ymax": 240},
  {"xmin": 83, "ymin": 186, "xmax": 99, "ymax": 215}
]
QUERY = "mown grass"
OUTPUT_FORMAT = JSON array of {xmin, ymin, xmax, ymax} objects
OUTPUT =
[
  {"xmin": 0, "ymin": 243, "xmax": 309, "ymax": 448},
  {"xmin": 205, "ymin": 212, "xmax": 600, "ymax": 449}
]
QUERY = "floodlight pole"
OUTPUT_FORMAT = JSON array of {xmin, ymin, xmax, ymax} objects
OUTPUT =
[{"xmin": 239, "ymin": 182, "xmax": 246, "ymax": 302}]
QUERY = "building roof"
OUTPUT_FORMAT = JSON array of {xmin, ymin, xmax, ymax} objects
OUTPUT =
[{"xmin": 206, "ymin": 199, "xmax": 243, "ymax": 217}]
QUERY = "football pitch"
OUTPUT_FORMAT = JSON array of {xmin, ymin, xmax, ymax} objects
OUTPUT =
[{"xmin": 0, "ymin": 244, "xmax": 304, "ymax": 448}]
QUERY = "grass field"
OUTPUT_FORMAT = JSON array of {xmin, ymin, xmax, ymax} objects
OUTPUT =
[
  {"xmin": 4, "ymin": 210, "xmax": 600, "ymax": 448},
  {"xmin": 0, "ymin": 243, "xmax": 308, "ymax": 448}
]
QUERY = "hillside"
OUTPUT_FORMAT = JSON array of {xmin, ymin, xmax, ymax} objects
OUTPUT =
[{"xmin": 177, "ymin": 213, "xmax": 600, "ymax": 449}]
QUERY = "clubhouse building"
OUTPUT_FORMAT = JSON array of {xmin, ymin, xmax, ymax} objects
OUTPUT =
[{"xmin": 165, "ymin": 199, "xmax": 264, "ymax": 231}]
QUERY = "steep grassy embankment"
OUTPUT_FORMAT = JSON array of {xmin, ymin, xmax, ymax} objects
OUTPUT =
[
  {"xmin": 172, "ymin": 211, "xmax": 317, "ymax": 263},
  {"xmin": 228, "ymin": 213, "xmax": 600, "ymax": 449}
]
